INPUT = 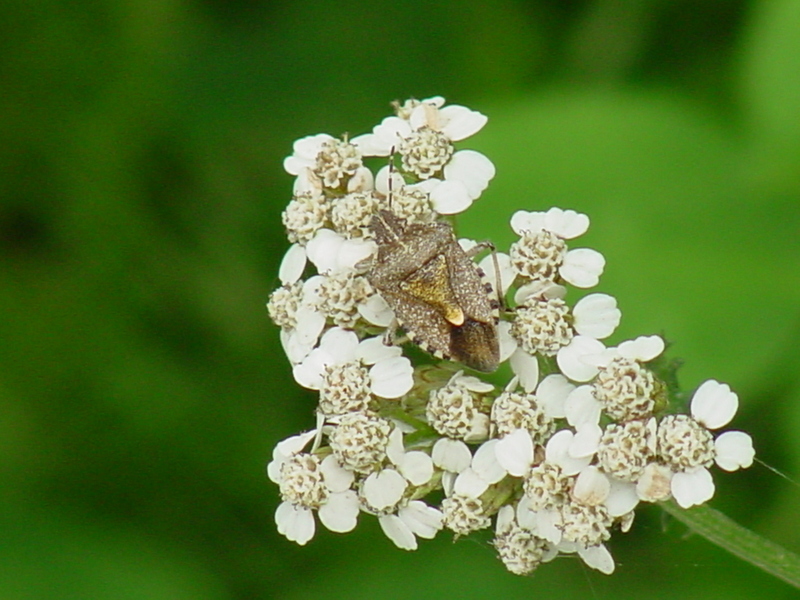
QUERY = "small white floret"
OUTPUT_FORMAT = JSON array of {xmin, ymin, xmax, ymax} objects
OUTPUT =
[
  {"xmin": 557, "ymin": 336, "xmax": 606, "ymax": 382},
  {"xmin": 495, "ymin": 429, "xmax": 534, "ymax": 477},
  {"xmin": 671, "ymin": 467, "xmax": 715, "ymax": 508},
  {"xmin": 691, "ymin": 379, "xmax": 739, "ymax": 430},
  {"xmin": 714, "ymin": 431, "xmax": 755, "ymax": 471},
  {"xmin": 278, "ymin": 244, "xmax": 307, "ymax": 285},
  {"xmin": 432, "ymin": 438, "xmax": 473, "ymax": 473},
  {"xmin": 559, "ymin": 248, "xmax": 605, "ymax": 288},
  {"xmin": 572, "ymin": 293, "xmax": 621, "ymax": 339}
]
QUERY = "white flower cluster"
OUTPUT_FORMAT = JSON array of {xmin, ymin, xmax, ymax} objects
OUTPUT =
[{"xmin": 267, "ymin": 97, "xmax": 755, "ymax": 577}]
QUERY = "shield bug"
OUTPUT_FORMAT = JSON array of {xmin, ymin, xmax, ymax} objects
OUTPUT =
[{"xmin": 366, "ymin": 209, "xmax": 500, "ymax": 372}]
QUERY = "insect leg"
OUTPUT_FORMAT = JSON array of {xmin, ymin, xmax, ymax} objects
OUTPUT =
[
  {"xmin": 464, "ymin": 240, "xmax": 506, "ymax": 312},
  {"xmin": 382, "ymin": 317, "xmax": 410, "ymax": 347}
]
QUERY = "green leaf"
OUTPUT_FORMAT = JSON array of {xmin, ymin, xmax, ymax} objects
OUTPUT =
[{"xmin": 662, "ymin": 500, "xmax": 800, "ymax": 589}]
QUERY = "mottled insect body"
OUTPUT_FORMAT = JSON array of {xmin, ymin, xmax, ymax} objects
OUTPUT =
[{"xmin": 367, "ymin": 209, "xmax": 500, "ymax": 372}]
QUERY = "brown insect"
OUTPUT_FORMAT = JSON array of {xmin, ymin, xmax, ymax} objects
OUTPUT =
[{"xmin": 366, "ymin": 210, "xmax": 500, "ymax": 372}]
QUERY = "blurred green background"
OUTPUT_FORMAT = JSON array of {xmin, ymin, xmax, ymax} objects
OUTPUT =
[{"xmin": 2, "ymin": 0, "xmax": 800, "ymax": 598}]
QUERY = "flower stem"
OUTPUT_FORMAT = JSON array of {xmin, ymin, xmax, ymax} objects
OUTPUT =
[{"xmin": 661, "ymin": 500, "xmax": 800, "ymax": 589}]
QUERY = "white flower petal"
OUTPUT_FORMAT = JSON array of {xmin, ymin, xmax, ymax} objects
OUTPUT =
[
  {"xmin": 510, "ymin": 210, "xmax": 546, "ymax": 236},
  {"xmin": 428, "ymin": 178, "xmax": 471, "ymax": 214},
  {"xmin": 691, "ymin": 380, "xmax": 739, "ymax": 430},
  {"xmin": 274, "ymin": 429, "xmax": 317, "ymax": 460},
  {"xmin": 356, "ymin": 336, "xmax": 402, "ymax": 364},
  {"xmin": 349, "ymin": 133, "xmax": 381, "ymax": 157},
  {"xmin": 441, "ymin": 471, "xmax": 457, "ymax": 497},
  {"xmin": 496, "ymin": 505, "xmax": 515, "ymax": 535},
  {"xmin": 454, "ymin": 467, "xmax": 489, "ymax": 498},
  {"xmin": 420, "ymin": 95, "xmax": 446, "ymax": 108},
  {"xmin": 386, "ymin": 427, "xmax": 406, "ymax": 466},
  {"xmin": 320, "ymin": 454, "xmax": 355, "ymax": 493},
  {"xmin": 542, "ymin": 544, "xmax": 560, "ymax": 564},
  {"xmin": 514, "ymin": 280, "xmax": 567, "ymax": 304},
  {"xmin": 399, "ymin": 451, "xmax": 434, "ymax": 486},
  {"xmin": 546, "ymin": 429, "xmax": 591, "ymax": 475},
  {"xmin": 472, "ymin": 439, "xmax": 506, "ymax": 484},
  {"xmin": 282, "ymin": 312, "xmax": 325, "ymax": 364},
  {"xmin": 292, "ymin": 346, "xmax": 334, "ymax": 389},
  {"xmin": 363, "ymin": 469, "xmax": 407, "ymax": 511},
  {"xmin": 379, "ymin": 514, "xmax": 417, "ymax": 550},
  {"xmin": 510, "ymin": 347, "xmax": 540, "ymax": 393},
  {"xmin": 544, "ymin": 429, "xmax": 573, "ymax": 462},
  {"xmin": 619, "ymin": 511, "xmax": 635, "ymax": 533},
  {"xmin": 572, "ymin": 293, "xmax": 621, "ymax": 340},
  {"xmin": 671, "ymin": 468, "xmax": 715, "ymax": 508},
  {"xmin": 572, "ymin": 466, "xmax": 610, "ymax": 505},
  {"xmin": 570, "ymin": 423, "xmax": 601, "ymax": 458},
  {"xmin": 281, "ymin": 328, "xmax": 313, "ymax": 365},
  {"xmin": 636, "ymin": 463, "xmax": 673, "ymax": 503},
  {"xmin": 337, "ymin": 238, "xmax": 377, "ymax": 271},
  {"xmin": 515, "ymin": 496, "xmax": 537, "ymax": 530},
  {"xmin": 536, "ymin": 374, "xmax": 574, "ymax": 419},
  {"xmin": 535, "ymin": 509, "xmax": 563, "ymax": 544},
  {"xmin": 295, "ymin": 133, "xmax": 333, "ymax": 160},
  {"xmin": 582, "ymin": 347, "xmax": 618, "ymax": 370},
  {"xmin": 542, "ymin": 208, "xmax": 590, "ymax": 239},
  {"xmin": 439, "ymin": 105, "xmax": 488, "ymax": 140},
  {"xmin": 405, "ymin": 176, "xmax": 440, "ymax": 197},
  {"xmin": 458, "ymin": 237, "xmax": 477, "ymax": 253},
  {"xmin": 443, "ymin": 150, "xmax": 495, "ymax": 200},
  {"xmin": 373, "ymin": 164, "xmax": 405, "ymax": 196},
  {"xmin": 605, "ymin": 479, "xmax": 640, "ymax": 517},
  {"xmin": 283, "ymin": 133, "xmax": 334, "ymax": 174},
  {"xmin": 347, "ymin": 166, "xmax": 374, "ymax": 193},
  {"xmin": 292, "ymin": 168, "xmax": 323, "ymax": 196},
  {"xmin": 465, "ymin": 413, "xmax": 490, "ymax": 443},
  {"xmin": 479, "ymin": 252, "xmax": 514, "ymax": 296},
  {"xmin": 557, "ymin": 336, "xmax": 606, "ymax": 382},
  {"xmin": 578, "ymin": 544, "xmax": 615, "ymax": 575},
  {"xmin": 320, "ymin": 327, "xmax": 359, "ymax": 362},
  {"xmin": 318, "ymin": 490, "xmax": 359, "ymax": 533},
  {"xmin": 266, "ymin": 459, "xmax": 283, "ymax": 485},
  {"xmin": 498, "ymin": 322, "xmax": 518, "ymax": 363},
  {"xmin": 398, "ymin": 501, "xmax": 443, "ymax": 539},
  {"xmin": 432, "ymin": 438, "xmax": 472, "ymax": 473},
  {"xmin": 294, "ymin": 303, "xmax": 327, "ymax": 342},
  {"xmin": 278, "ymin": 244, "xmax": 307, "ymax": 285},
  {"xmin": 617, "ymin": 335, "xmax": 665, "ymax": 362},
  {"xmin": 369, "ymin": 356, "xmax": 414, "ymax": 399},
  {"xmin": 363, "ymin": 116, "xmax": 413, "ymax": 156},
  {"xmin": 559, "ymin": 248, "xmax": 605, "ymax": 288},
  {"xmin": 358, "ymin": 293, "xmax": 395, "ymax": 327},
  {"xmin": 564, "ymin": 385, "xmax": 601, "ymax": 428},
  {"xmin": 453, "ymin": 374, "xmax": 494, "ymax": 394},
  {"xmin": 275, "ymin": 502, "xmax": 316, "ymax": 545},
  {"xmin": 495, "ymin": 428, "xmax": 534, "ymax": 477},
  {"xmin": 409, "ymin": 101, "xmax": 440, "ymax": 131},
  {"xmin": 306, "ymin": 229, "xmax": 344, "ymax": 273},
  {"xmin": 714, "ymin": 431, "xmax": 755, "ymax": 471},
  {"xmin": 283, "ymin": 155, "xmax": 309, "ymax": 177},
  {"xmin": 301, "ymin": 275, "xmax": 324, "ymax": 304}
]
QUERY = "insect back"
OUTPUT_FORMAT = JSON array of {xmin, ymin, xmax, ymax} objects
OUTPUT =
[{"xmin": 367, "ymin": 210, "xmax": 500, "ymax": 372}]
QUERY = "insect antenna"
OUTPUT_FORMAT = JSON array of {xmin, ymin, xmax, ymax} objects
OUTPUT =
[{"xmin": 387, "ymin": 145, "xmax": 396, "ymax": 211}]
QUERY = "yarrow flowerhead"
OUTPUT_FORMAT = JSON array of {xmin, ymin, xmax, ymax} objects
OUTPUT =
[{"xmin": 266, "ymin": 96, "xmax": 755, "ymax": 577}]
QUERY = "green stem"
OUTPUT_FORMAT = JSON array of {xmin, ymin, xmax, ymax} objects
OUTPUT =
[{"xmin": 661, "ymin": 500, "xmax": 800, "ymax": 589}]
